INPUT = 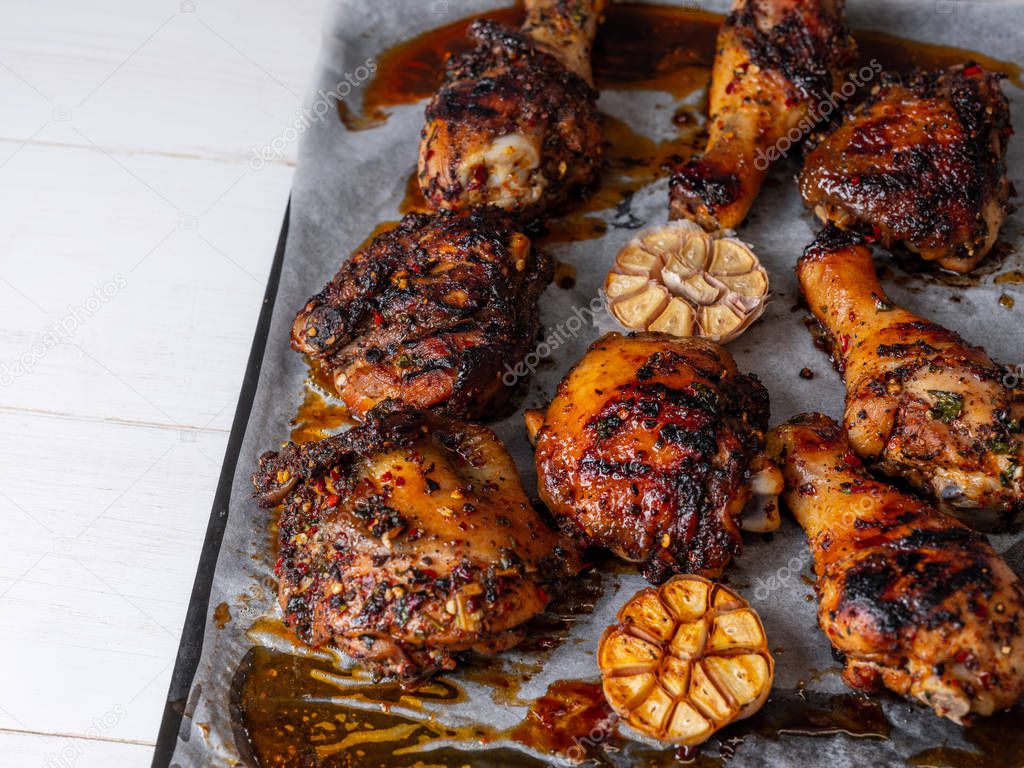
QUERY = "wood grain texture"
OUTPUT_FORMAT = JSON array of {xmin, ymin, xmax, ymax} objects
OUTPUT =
[{"xmin": 0, "ymin": 0, "xmax": 328, "ymax": 762}]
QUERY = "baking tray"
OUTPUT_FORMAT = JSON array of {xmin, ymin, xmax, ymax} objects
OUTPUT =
[{"xmin": 153, "ymin": 2, "xmax": 1024, "ymax": 766}]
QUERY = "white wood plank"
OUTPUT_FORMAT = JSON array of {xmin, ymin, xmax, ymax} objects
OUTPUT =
[
  {"xmin": 0, "ymin": 731, "xmax": 153, "ymax": 768},
  {"xmin": 0, "ymin": 139, "xmax": 291, "ymax": 431},
  {"xmin": 0, "ymin": 0, "xmax": 326, "ymax": 164},
  {"xmin": 0, "ymin": 411, "xmax": 231, "ymax": 742},
  {"xmin": 0, "ymin": 729, "xmax": 153, "ymax": 768},
  {"xmin": 0, "ymin": 0, "xmax": 328, "ymax": 758}
]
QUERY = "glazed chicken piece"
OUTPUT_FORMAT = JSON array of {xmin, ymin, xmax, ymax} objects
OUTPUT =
[
  {"xmin": 418, "ymin": 0, "xmax": 606, "ymax": 219},
  {"xmin": 798, "ymin": 226, "xmax": 1024, "ymax": 530},
  {"xmin": 526, "ymin": 332, "xmax": 782, "ymax": 583},
  {"xmin": 768, "ymin": 413, "xmax": 1024, "ymax": 723},
  {"xmin": 292, "ymin": 208, "xmax": 550, "ymax": 421},
  {"xmin": 800, "ymin": 64, "xmax": 1012, "ymax": 273},
  {"xmin": 670, "ymin": 0, "xmax": 855, "ymax": 231},
  {"xmin": 252, "ymin": 400, "xmax": 580, "ymax": 680}
]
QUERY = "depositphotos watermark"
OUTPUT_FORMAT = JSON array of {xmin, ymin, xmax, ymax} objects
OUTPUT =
[
  {"xmin": 502, "ymin": 293, "xmax": 607, "ymax": 387},
  {"xmin": 1003, "ymin": 363, "xmax": 1024, "ymax": 389},
  {"xmin": 43, "ymin": 704, "xmax": 126, "ymax": 768},
  {"xmin": 0, "ymin": 274, "xmax": 127, "ymax": 387},
  {"xmin": 248, "ymin": 57, "xmax": 377, "ymax": 170},
  {"xmin": 753, "ymin": 59, "xmax": 883, "ymax": 171}
]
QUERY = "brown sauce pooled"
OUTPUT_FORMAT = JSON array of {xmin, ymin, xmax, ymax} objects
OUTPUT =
[
  {"xmin": 995, "ymin": 270, "xmax": 1024, "ymax": 285},
  {"xmin": 857, "ymin": 31, "xmax": 1023, "ymax": 88},
  {"xmin": 907, "ymin": 706, "xmax": 1024, "ymax": 768},
  {"xmin": 553, "ymin": 260, "xmax": 577, "ymax": 290},
  {"xmin": 508, "ymin": 680, "xmax": 614, "ymax": 757}
]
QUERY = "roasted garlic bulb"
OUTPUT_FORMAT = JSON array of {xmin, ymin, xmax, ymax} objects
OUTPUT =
[
  {"xmin": 604, "ymin": 221, "xmax": 769, "ymax": 343},
  {"xmin": 598, "ymin": 574, "xmax": 773, "ymax": 746}
]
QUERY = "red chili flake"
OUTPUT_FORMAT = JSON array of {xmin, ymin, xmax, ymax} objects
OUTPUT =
[
  {"xmin": 372, "ymin": 310, "xmax": 383, "ymax": 327},
  {"xmin": 274, "ymin": 556, "xmax": 284, "ymax": 575},
  {"xmin": 850, "ymin": 175, "xmax": 861, "ymax": 186},
  {"xmin": 537, "ymin": 587, "xmax": 548, "ymax": 602},
  {"xmin": 843, "ymin": 453, "xmax": 862, "ymax": 467},
  {"xmin": 395, "ymin": 476, "xmax": 405, "ymax": 486},
  {"xmin": 307, "ymin": 525, "xmax": 318, "ymax": 535},
  {"xmin": 725, "ymin": 78, "xmax": 739, "ymax": 95},
  {"xmin": 381, "ymin": 471, "xmax": 393, "ymax": 482},
  {"xmin": 840, "ymin": 334, "xmax": 851, "ymax": 353},
  {"xmin": 325, "ymin": 493, "xmax": 340, "ymax": 507},
  {"xmin": 963, "ymin": 64, "xmax": 982, "ymax": 77},
  {"xmin": 954, "ymin": 650, "xmax": 971, "ymax": 663}
]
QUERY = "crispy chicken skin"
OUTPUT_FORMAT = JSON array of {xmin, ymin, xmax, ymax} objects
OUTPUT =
[
  {"xmin": 252, "ymin": 400, "xmax": 580, "ymax": 680},
  {"xmin": 768, "ymin": 413, "xmax": 1024, "ymax": 723},
  {"xmin": 800, "ymin": 64, "xmax": 1013, "ymax": 273},
  {"xmin": 670, "ymin": 0, "xmax": 855, "ymax": 231},
  {"xmin": 292, "ymin": 209, "xmax": 551, "ymax": 421},
  {"xmin": 417, "ymin": 0, "xmax": 606, "ymax": 219},
  {"xmin": 798, "ymin": 226, "xmax": 1024, "ymax": 530},
  {"xmin": 527, "ymin": 332, "xmax": 781, "ymax": 583}
]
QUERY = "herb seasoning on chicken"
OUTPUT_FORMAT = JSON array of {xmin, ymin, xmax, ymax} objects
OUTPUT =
[
  {"xmin": 526, "ymin": 332, "xmax": 782, "ymax": 583},
  {"xmin": 252, "ymin": 400, "xmax": 580, "ymax": 680},
  {"xmin": 292, "ymin": 208, "xmax": 551, "ymax": 421}
]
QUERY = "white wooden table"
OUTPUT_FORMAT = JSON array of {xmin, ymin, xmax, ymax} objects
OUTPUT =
[{"xmin": 0, "ymin": 1, "xmax": 327, "ymax": 763}]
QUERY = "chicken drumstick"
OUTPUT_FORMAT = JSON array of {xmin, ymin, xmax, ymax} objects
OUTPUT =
[
  {"xmin": 418, "ymin": 0, "xmax": 606, "ymax": 219},
  {"xmin": 768, "ymin": 413, "xmax": 1024, "ymax": 723},
  {"xmin": 670, "ymin": 0, "xmax": 856, "ymax": 231},
  {"xmin": 798, "ymin": 226, "xmax": 1024, "ymax": 530}
]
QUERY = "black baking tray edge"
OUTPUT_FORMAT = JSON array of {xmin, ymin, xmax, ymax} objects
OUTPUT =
[{"xmin": 151, "ymin": 201, "xmax": 290, "ymax": 768}]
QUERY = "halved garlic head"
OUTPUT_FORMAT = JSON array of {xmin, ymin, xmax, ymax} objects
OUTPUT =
[
  {"xmin": 598, "ymin": 574, "xmax": 774, "ymax": 746},
  {"xmin": 604, "ymin": 221, "xmax": 769, "ymax": 343}
]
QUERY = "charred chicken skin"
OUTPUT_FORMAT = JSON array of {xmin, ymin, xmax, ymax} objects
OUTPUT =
[
  {"xmin": 800, "ymin": 64, "xmax": 1013, "ymax": 273},
  {"xmin": 252, "ymin": 400, "xmax": 580, "ymax": 680},
  {"xmin": 527, "ymin": 332, "xmax": 782, "ymax": 583},
  {"xmin": 292, "ymin": 209, "xmax": 550, "ymax": 421},
  {"xmin": 798, "ymin": 226, "xmax": 1024, "ymax": 530},
  {"xmin": 670, "ymin": 0, "xmax": 856, "ymax": 231},
  {"xmin": 418, "ymin": 0, "xmax": 606, "ymax": 219},
  {"xmin": 768, "ymin": 413, "xmax": 1024, "ymax": 723}
]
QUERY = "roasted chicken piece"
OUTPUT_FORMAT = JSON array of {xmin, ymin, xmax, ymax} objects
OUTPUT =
[
  {"xmin": 670, "ymin": 0, "xmax": 856, "ymax": 231},
  {"xmin": 799, "ymin": 226, "xmax": 1024, "ymax": 530},
  {"xmin": 292, "ymin": 209, "xmax": 550, "ymax": 421},
  {"xmin": 527, "ymin": 332, "xmax": 782, "ymax": 583},
  {"xmin": 418, "ymin": 0, "xmax": 606, "ymax": 218},
  {"xmin": 252, "ymin": 400, "xmax": 580, "ymax": 680},
  {"xmin": 800, "ymin": 64, "xmax": 1013, "ymax": 273},
  {"xmin": 768, "ymin": 413, "xmax": 1024, "ymax": 723}
]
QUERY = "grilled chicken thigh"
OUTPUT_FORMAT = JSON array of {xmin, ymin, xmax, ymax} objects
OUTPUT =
[
  {"xmin": 253, "ymin": 401, "xmax": 580, "ymax": 680},
  {"xmin": 670, "ymin": 0, "xmax": 855, "ymax": 231},
  {"xmin": 292, "ymin": 209, "xmax": 550, "ymax": 421},
  {"xmin": 798, "ymin": 226, "xmax": 1024, "ymax": 530},
  {"xmin": 768, "ymin": 413, "xmax": 1024, "ymax": 723},
  {"xmin": 418, "ymin": 0, "xmax": 606, "ymax": 218},
  {"xmin": 800, "ymin": 64, "xmax": 1012, "ymax": 273},
  {"xmin": 527, "ymin": 332, "xmax": 782, "ymax": 583}
]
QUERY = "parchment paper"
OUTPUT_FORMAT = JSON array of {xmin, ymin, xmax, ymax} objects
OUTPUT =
[{"xmin": 165, "ymin": 1, "xmax": 1024, "ymax": 765}]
